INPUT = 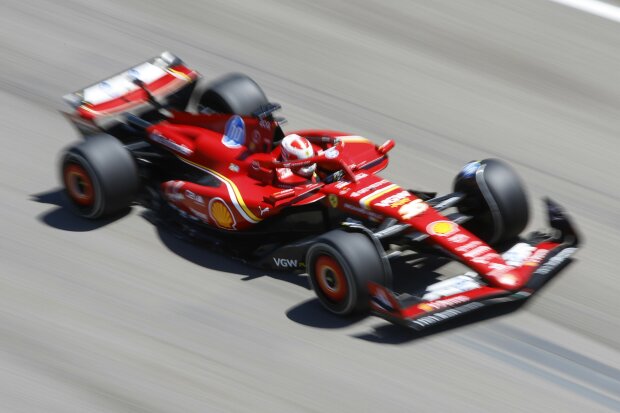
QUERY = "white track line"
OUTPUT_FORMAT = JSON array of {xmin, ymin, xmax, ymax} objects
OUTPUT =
[{"xmin": 548, "ymin": 0, "xmax": 620, "ymax": 23}]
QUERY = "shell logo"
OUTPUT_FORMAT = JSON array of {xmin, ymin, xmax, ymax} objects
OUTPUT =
[
  {"xmin": 209, "ymin": 198, "xmax": 236, "ymax": 229},
  {"xmin": 426, "ymin": 220, "xmax": 458, "ymax": 237}
]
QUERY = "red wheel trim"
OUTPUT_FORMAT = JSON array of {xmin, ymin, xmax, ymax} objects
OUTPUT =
[
  {"xmin": 314, "ymin": 255, "xmax": 348, "ymax": 302},
  {"xmin": 64, "ymin": 164, "xmax": 95, "ymax": 206}
]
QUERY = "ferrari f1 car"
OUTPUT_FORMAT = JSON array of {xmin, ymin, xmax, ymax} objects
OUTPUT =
[{"xmin": 59, "ymin": 52, "xmax": 580, "ymax": 330}]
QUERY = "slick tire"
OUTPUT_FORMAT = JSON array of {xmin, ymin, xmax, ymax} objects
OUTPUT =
[
  {"xmin": 306, "ymin": 230, "xmax": 389, "ymax": 315},
  {"xmin": 453, "ymin": 158, "xmax": 529, "ymax": 245},
  {"xmin": 198, "ymin": 73, "xmax": 269, "ymax": 115},
  {"xmin": 61, "ymin": 134, "xmax": 139, "ymax": 219}
]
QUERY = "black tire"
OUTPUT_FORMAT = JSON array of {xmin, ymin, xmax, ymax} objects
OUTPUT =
[
  {"xmin": 306, "ymin": 230, "xmax": 390, "ymax": 315},
  {"xmin": 61, "ymin": 134, "xmax": 139, "ymax": 219},
  {"xmin": 198, "ymin": 73, "xmax": 269, "ymax": 115},
  {"xmin": 453, "ymin": 158, "xmax": 529, "ymax": 245}
]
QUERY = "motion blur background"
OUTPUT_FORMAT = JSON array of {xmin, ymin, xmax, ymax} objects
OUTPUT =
[{"xmin": 1, "ymin": 0, "xmax": 620, "ymax": 411}]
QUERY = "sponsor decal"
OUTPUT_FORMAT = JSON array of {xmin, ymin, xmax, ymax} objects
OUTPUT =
[
  {"xmin": 422, "ymin": 275, "xmax": 481, "ymax": 301},
  {"xmin": 334, "ymin": 181, "xmax": 350, "ymax": 189},
  {"xmin": 376, "ymin": 190, "xmax": 410, "ymax": 207},
  {"xmin": 502, "ymin": 242, "xmax": 536, "ymax": 267},
  {"xmin": 448, "ymin": 234, "xmax": 470, "ymax": 244},
  {"xmin": 351, "ymin": 180, "xmax": 390, "ymax": 198},
  {"xmin": 188, "ymin": 207, "xmax": 209, "ymax": 223},
  {"xmin": 342, "ymin": 203, "xmax": 383, "ymax": 221},
  {"xmin": 176, "ymin": 156, "xmax": 261, "ymax": 224},
  {"xmin": 524, "ymin": 249, "xmax": 549, "ymax": 266},
  {"xmin": 536, "ymin": 248, "xmax": 577, "ymax": 275},
  {"xmin": 460, "ymin": 161, "xmax": 481, "ymax": 178},
  {"xmin": 221, "ymin": 115, "xmax": 246, "ymax": 148},
  {"xmin": 323, "ymin": 147, "xmax": 340, "ymax": 159},
  {"xmin": 328, "ymin": 194, "xmax": 339, "ymax": 208},
  {"xmin": 209, "ymin": 198, "xmax": 236, "ymax": 229},
  {"xmin": 229, "ymin": 163, "xmax": 240, "ymax": 173},
  {"xmin": 359, "ymin": 184, "xmax": 400, "ymax": 209},
  {"xmin": 463, "ymin": 245, "xmax": 492, "ymax": 259},
  {"xmin": 456, "ymin": 240, "xmax": 482, "ymax": 252},
  {"xmin": 411, "ymin": 302, "xmax": 484, "ymax": 327},
  {"xmin": 398, "ymin": 199, "xmax": 428, "ymax": 219},
  {"xmin": 150, "ymin": 132, "xmax": 193, "ymax": 156},
  {"xmin": 427, "ymin": 220, "xmax": 458, "ymax": 237},
  {"xmin": 418, "ymin": 295, "xmax": 470, "ymax": 312},
  {"xmin": 165, "ymin": 180, "xmax": 185, "ymax": 201},
  {"xmin": 273, "ymin": 257, "xmax": 298, "ymax": 268},
  {"xmin": 258, "ymin": 205, "xmax": 270, "ymax": 216},
  {"xmin": 184, "ymin": 190, "xmax": 204, "ymax": 205}
]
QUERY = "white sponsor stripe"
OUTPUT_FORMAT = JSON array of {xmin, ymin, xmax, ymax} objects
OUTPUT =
[
  {"xmin": 176, "ymin": 156, "xmax": 260, "ymax": 223},
  {"xmin": 359, "ymin": 184, "xmax": 399, "ymax": 209},
  {"xmin": 547, "ymin": 0, "xmax": 620, "ymax": 23}
]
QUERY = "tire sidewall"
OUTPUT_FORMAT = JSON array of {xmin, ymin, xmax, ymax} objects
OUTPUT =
[
  {"xmin": 307, "ymin": 242, "xmax": 359, "ymax": 315},
  {"xmin": 60, "ymin": 134, "xmax": 139, "ymax": 219},
  {"xmin": 62, "ymin": 151, "xmax": 105, "ymax": 218}
]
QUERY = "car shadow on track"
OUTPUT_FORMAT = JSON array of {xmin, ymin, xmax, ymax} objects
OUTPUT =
[
  {"xmin": 351, "ymin": 259, "xmax": 573, "ymax": 344},
  {"xmin": 148, "ymin": 212, "xmax": 312, "ymax": 291},
  {"xmin": 31, "ymin": 188, "xmax": 130, "ymax": 231},
  {"xmin": 286, "ymin": 299, "xmax": 368, "ymax": 329},
  {"xmin": 353, "ymin": 301, "xmax": 527, "ymax": 344},
  {"xmin": 286, "ymin": 254, "xmax": 451, "ymax": 330}
]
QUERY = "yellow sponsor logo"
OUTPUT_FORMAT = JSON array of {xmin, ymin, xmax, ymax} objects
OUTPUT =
[
  {"xmin": 209, "ymin": 198, "xmax": 236, "ymax": 229},
  {"xmin": 427, "ymin": 220, "xmax": 458, "ymax": 236}
]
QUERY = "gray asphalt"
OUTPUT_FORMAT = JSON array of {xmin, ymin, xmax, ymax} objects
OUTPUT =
[{"xmin": 1, "ymin": 0, "xmax": 620, "ymax": 411}]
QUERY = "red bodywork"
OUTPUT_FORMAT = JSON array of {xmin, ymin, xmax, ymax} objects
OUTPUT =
[
  {"xmin": 133, "ymin": 113, "xmax": 556, "ymax": 293},
  {"xmin": 66, "ymin": 54, "xmax": 578, "ymax": 329}
]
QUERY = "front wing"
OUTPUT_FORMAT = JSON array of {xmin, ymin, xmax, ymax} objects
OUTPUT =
[{"xmin": 368, "ymin": 199, "xmax": 580, "ymax": 330}]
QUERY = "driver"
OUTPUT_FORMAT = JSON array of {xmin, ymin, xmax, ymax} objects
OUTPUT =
[{"xmin": 276, "ymin": 134, "xmax": 318, "ymax": 186}]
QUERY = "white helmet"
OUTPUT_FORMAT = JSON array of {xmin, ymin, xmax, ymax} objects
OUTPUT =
[{"xmin": 281, "ymin": 134, "xmax": 316, "ymax": 177}]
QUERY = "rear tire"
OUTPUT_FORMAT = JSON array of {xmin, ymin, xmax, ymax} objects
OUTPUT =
[
  {"xmin": 198, "ymin": 73, "xmax": 269, "ymax": 115},
  {"xmin": 61, "ymin": 134, "xmax": 139, "ymax": 219},
  {"xmin": 306, "ymin": 230, "xmax": 389, "ymax": 315},
  {"xmin": 453, "ymin": 158, "xmax": 529, "ymax": 245}
]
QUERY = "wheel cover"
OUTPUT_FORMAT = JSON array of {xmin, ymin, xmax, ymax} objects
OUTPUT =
[
  {"xmin": 64, "ymin": 164, "xmax": 94, "ymax": 206},
  {"xmin": 314, "ymin": 255, "xmax": 348, "ymax": 302}
]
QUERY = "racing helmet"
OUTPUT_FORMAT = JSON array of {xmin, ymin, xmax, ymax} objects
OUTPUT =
[{"xmin": 281, "ymin": 134, "xmax": 316, "ymax": 177}]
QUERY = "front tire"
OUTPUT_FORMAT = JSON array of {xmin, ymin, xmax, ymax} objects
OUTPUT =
[
  {"xmin": 306, "ymin": 230, "xmax": 390, "ymax": 315},
  {"xmin": 61, "ymin": 134, "xmax": 139, "ymax": 219},
  {"xmin": 453, "ymin": 158, "xmax": 529, "ymax": 245}
]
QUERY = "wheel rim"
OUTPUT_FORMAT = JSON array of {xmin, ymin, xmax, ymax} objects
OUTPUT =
[
  {"xmin": 314, "ymin": 255, "xmax": 348, "ymax": 302},
  {"xmin": 64, "ymin": 163, "xmax": 95, "ymax": 206}
]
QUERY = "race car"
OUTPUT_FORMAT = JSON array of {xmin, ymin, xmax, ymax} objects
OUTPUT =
[{"xmin": 59, "ymin": 52, "xmax": 580, "ymax": 330}]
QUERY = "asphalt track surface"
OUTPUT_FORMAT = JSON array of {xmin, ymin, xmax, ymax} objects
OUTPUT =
[{"xmin": 1, "ymin": 1, "xmax": 620, "ymax": 412}]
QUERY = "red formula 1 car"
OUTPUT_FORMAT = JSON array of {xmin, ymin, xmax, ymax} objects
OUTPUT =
[{"xmin": 59, "ymin": 52, "xmax": 580, "ymax": 330}]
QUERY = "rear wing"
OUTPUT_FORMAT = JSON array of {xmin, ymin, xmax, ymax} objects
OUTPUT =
[{"xmin": 63, "ymin": 51, "xmax": 199, "ymax": 121}]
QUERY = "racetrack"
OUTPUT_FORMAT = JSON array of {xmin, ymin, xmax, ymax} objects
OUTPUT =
[{"xmin": 1, "ymin": 0, "xmax": 620, "ymax": 411}]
